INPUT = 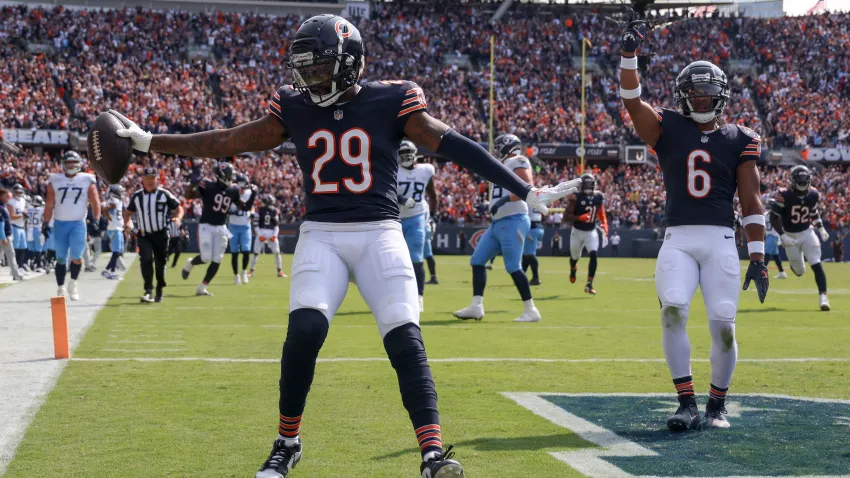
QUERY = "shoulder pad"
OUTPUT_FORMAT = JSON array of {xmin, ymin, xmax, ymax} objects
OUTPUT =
[{"xmin": 737, "ymin": 124, "xmax": 761, "ymax": 140}]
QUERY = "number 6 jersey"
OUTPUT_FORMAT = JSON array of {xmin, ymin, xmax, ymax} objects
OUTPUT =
[
  {"xmin": 49, "ymin": 172, "xmax": 96, "ymax": 221},
  {"xmin": 269, "ymin": 80, "xmax": 427, "ymax": 223},
  {"xmin": 653, "ymin": 108, "xmax": 761, "ymax": 229}
]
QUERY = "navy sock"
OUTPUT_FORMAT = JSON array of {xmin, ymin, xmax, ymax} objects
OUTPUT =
[
  {"xmin": 191, "ymin": 255, "xmax": 205, "ymax": 266},
  {"xmin": 55, "ymin": 262, "xmax": 67, "ymax": 286},
  {"xmin": 203, "ymin": 261, "xmax": 220, "ymax": 284},
  {"xmin": 279, "ymin": 309, "xmax": 329, "ymax": 437},
  {"xmin": 521, "ymin": 255, "xmax": 530, "ymax": 274},
  {"xmin": 510, "ymin": 270, "xmax": 532, "ymax": 301},
  {"xmin": 69, "ymin": 261, "xmax": 82, "ymax": 280},
  {"xmin": 528, "ymin": 255, "xmax": 539, "ymax": 280},
  {"xmin": 773, "ymin": 255, "xmax": 784, "ymax": 272},
  {"xmin": 231, "ymin": 253, "xmax": 239, "ymax": 275},
  {"xmin": 107, "ymin": 252, "xmax": 120, "ymax": 272},
  {"xmin": 242, "ymin": 252, "xmax": 250, "ymax": 271},
  {"xmin": 812, "ymin": 262, "xmax": 827, "ymax": 294},
  {"xmin": 472, "ymin": 265, "xmax": 487, "ymax": 296},
  {"xmin": 426, "ymin": 256, "xmax": 436, "ymax": 277},
  {"xmin": 588, "ymin": 252, "xmax": 598, "ymax": 283},
  {"xmin": 413, "ymin": 262, "xmax": 425, "ymax": 296}
]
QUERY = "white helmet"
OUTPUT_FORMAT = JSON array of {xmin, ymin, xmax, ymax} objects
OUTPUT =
[{"xmin": 399, "ymin": 140, "xmax": 418, "ymax": 168}]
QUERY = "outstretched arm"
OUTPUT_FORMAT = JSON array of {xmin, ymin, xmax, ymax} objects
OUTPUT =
[
  {"xmin": 403, "ymin": 111, "xmax": 531, "ymax": 200},
  {"xmin": 116, "ymin": 112, "xmax": 288, "ymax": 158},
  {"xmin": 619, "ymin": 10, "xmax": 661, "ymax": 148}
]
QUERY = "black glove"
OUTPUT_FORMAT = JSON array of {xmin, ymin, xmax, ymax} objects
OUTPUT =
[
  {"xmin": 42, "ymin": 223, "xmax": 51, "ymax": 239},
  {"xmin": 621, "ymin": 8, "xmax": 647, "ymax": 54},
  {"xmin": 489, "ymin": 196, "xmax": 511, "ymax": 216},
  {"xmin": 742, "ymin": 260, "xmax": 769, "ymax": 303}
]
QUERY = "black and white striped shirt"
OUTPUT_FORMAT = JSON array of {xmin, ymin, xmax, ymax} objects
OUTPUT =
[
  {"xmin": 127, "ymin": 187, "xmax": 180, "ymax": 234},
  {"xmin": 167, "ymin": 220, "xmax": 182, "ymax": 238}
]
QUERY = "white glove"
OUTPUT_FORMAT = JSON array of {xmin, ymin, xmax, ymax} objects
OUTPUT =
[
  {"xmin": 525, "ymin": 178, "xmax": 582, "ymax": 215},
  {"xmin": 816, "ymin": 226, "xmax": 829, "ymax": 242},
  {"xmin": 111, "ymin": 109, "xmax": 152, "ymax": 153},
  {"xmin": 404, "ymin": 197, "xmax": 416, "ymax": 209},
  {"xmin": 780, "ymin": 233, "xmax": 797, "ymax": 248}
]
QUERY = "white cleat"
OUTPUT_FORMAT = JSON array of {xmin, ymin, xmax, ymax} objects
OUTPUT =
[
  {"xmin": 182, "ymin": 258, "xmax": 194, "ymax": 280},
  {"xmin": 703, "ymin": 408, "xmax": 731, "ymax": 429},
  {"xmin": 514, "ymin": 307, "xmax": 542, "ymax": 323},
  {"xmin": 241, "ymin": 270, "xmax": 249, "ymax": 284},
  {"xmin": 57, "ymin": 286, "xmax": 66, "ymax": 297},
  {"xmin": 820, "ymin": 293, "xmax": 830, "ymax": 311},
  {"xmin": 453, "ymin": 303, "xmax": 484, "ymax": 321},
  {"xmin": 775, "ymin": 271, "xmax": 787, "ymax": 279},
  {"xmin": 234, "ymin": 274, "xmax": 242, "ymax": 285},
  {"xmin": 196, "ymin": 284, "xmax": 213, "ymax": 296},
  {"xmin": 68, "ymin": 280, "xmax": 80, "ymax": 301},
  {"xmin": 419, "ymin": 296, "xmax": 425, "ymax": 313}
]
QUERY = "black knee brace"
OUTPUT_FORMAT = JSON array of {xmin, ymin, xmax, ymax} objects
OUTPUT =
[
  {"xmin": 383, "ymin": 323, "xmax": 439, "ymax": 428},
  {"xmin": 279, "ymin": 308, "xmax": 330, "ymax": 417}
]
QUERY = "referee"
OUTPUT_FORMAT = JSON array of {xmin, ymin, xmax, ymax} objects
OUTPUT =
[{"xmin": 124, "ymin": 167, "xmax": 184, "ymax": 303}]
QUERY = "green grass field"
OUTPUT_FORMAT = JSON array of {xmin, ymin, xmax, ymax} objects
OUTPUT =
[{"xmin": 6, "ymin": 256, "xmax": 850, "ymax": 477}]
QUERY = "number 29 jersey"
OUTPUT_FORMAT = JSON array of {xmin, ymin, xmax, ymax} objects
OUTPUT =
[
  {"xmin": 268, "ymin": 80, "xmax": 428, "ymax": 223},
  {"xmin": 199, "ymin": 180, "xmax": 242, "ymax": 226},
  {"xmin": 653, "ymin": 108, "xmax": 761, "ymax": 229},
  {"xmin": 48, "ymin": 172, "xmax": 96, "ymax": 222}
]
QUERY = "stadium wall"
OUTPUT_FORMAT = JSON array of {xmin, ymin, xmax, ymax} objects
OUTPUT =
[{"xmin": 0, "ymin": 0, "xmax": 343, "ymax": 15}]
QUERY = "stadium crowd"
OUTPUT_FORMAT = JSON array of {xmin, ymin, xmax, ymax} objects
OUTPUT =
[{"xmin": 1, "ymin": 4, "xmax": 849, "ymax": 229}]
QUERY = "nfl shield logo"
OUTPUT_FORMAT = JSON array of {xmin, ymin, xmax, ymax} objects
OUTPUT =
[
  {"xmin": 334, "ymin": 110, "xmax": 344, "ymax": 121},
  {"xmin": 701, "ymin": 136, "xmax": 709, "ymax": 143}
]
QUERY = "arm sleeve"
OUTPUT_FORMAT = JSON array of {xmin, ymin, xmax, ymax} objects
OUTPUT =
[{"xmin": 436, "ymin": 130, "xmax": 532, "ymax": 200}]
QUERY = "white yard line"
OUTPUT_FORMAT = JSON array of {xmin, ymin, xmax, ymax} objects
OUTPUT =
[
  {"xmin": 69, "ymin": 356, "xmax": 850, "ymax": 364},
  {"xmin": 0, "ymin": 254, "xmax": 135, "ymax": 475}
]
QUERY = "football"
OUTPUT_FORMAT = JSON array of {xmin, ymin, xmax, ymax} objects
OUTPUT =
[{"xmin": 87, "ymin": 111, "xmax": 134, "ymax": 184}]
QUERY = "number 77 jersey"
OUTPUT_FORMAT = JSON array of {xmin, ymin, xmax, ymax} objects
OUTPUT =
[
  {"xmin": 48, "ymin": 172, "xmax": 96, "ymax": 222},
  {"xmin": 653, "ymin": 108, "xmax": 761, "ymax": 229},
  {"xmin": 268, "ymin": 80, "xmax": 428, "ymax": 223}
]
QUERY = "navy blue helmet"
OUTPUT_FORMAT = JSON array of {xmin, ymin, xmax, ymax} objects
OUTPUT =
[
  {"xmin": 790, "ymin": 165, "xmax": 811, "ymax": 197},
  {"xmin": 215, "ymin": 162, "xmax": 235, "ymax": 187},
  {"xmin": 675, "ymin": 61, "xmax": 729, "ymax": 124},
  {"xmin": 493, "ymin": 134, "xmax": 522, "ymax": 160}
]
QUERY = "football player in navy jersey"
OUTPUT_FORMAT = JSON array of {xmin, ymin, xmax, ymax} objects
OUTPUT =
[
  {"xmin": 181, "ymin": 162, "xmax": 254, "ymax": 296},
  {"xmin": 769, "ymin": 165, "xmax": 830, "ymax": 311},
  {"xmin": 113, "ymin": 14, "xmax": 579, "ymax": 478},
  {"xmin": 250, "ymin": 194, "xmax": 287, "ymax": 278},
  {"xmin": 620, "ymin": 9, "xmax": 769, "ymax": 432},
  {"xmin": 565, "ymin": 173, "xmax": 608, "ymax": 295}
]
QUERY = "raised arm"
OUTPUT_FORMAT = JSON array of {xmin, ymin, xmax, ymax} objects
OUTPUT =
[
  {"xmin": 114, "ymin": 111, "xmax": 288, "ymax": 158},
  {"xmin": 619, "ymin": 9, "xmax": 661, "ymax": 148}
]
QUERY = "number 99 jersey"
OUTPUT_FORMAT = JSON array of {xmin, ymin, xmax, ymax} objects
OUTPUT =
[
  {"xmin": 199, "ymin": 180, "xmax": 242, "ymax": 226},
  {"xmin": 772, "ymin": 187, "xmax": 820, "ymax": 233},
  {"xmin": 653, "ymin": 108, "xmax": 761, "ymax": 228},
  {"xmin": 48, "ymin": 172, "xmax": 96, "ymax": 221},
  {"xmin": 268, "ymin": 80, "xmax": 428, "ymax": 223}
]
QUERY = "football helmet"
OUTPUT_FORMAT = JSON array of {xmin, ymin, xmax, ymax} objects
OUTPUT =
[
  {"xmin": 31, "ymin": 195, "xmax": 45, "ymax": 207},
  {"xmin": 215, "ymin": 162, "xmax": 235, "ymax": 187},
  {"xmin": 493, "ymin": 134, "xmax": 522, "ymax": 160},
  {"xmin": 790, "ymin": 165, "xmax": 811, "ymax": 197},
  {"xmin": 108, "ymin": 184, "xmax": 124, "ymax": 199},
  {"xmin": 287, "ymin": 14, "xmax": 365, "ymax": 107},
  {"xmin": 235, "ymin": 173, "xmax": 249, "ymax": 188},
  {"xmin": 675, "ymin": 61, "xmax": 729, "ymax": 124},
  {"xmin": 62, "ymin": 151, "xmax": 83, "ymax": 175},
  {"xmin": 12, "ymin": 183, "xmax": 25, "ymax": 198},
  {"xmin": 580, "ymin": 173, "xmax": 595, "ymax": 195},
  {"xmin": 262, "ymin": 194, "xmax": 275, "ymax": 207},
  {"xmin": 398, "ymin": 140, "xmax": 418, "ymax": 168}
]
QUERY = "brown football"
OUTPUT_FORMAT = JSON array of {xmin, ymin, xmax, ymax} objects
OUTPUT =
[{"xmin": 87, "ymin": 111, "xmax": 134, "ymax": 184}]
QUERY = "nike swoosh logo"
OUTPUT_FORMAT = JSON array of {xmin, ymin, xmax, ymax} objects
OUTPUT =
[{"xmin": 724, "ymin": 235, "xmax": 733, "ymax": 239}]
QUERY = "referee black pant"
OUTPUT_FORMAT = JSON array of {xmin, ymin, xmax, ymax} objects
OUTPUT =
[{"xmin": 138, "ymin": 230, "xmax": 169, "ymax": 296}]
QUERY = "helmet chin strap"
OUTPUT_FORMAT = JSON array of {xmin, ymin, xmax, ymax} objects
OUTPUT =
[{"xmin": 689, "ymin": 111, "xmax": 717, "ymax": 124}]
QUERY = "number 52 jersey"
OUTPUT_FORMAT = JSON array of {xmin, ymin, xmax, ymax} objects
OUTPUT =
[
  {"xmin": 269, "ymin": 80, "xmax": 427, "ymax": 223},
  {"xmin": 653, "ymin": 108, "xmax": 761, "ymax": 229}
]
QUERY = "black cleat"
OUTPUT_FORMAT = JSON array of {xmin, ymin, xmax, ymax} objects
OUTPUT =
[
  {"xmin": 256, "ymin": 439, "xmax": 302, "ymax": 478},
  {"xmin": 667, "ymin": 401, "xmax": 701, "ymax": 431},
  {"xmin": 703, "ymin": 399, "xmax": 731, "ymax": 429},
  {"xmin": 421, "ymin": 445, "xmax": 465, "ymax": 478},
  {"xmin": 584, "ymin": 283, "xmax": 596, "ymax": 295},
  {"xmin": 154, "ymin": 296, "xmax": 163, "ymax": 303},
  {"xmin": 427, "ymin": 276, "xmax": 439, "ymax": 285},
  {"xmin": 530, "ymin": 277, "xmax": 541, "ymax": 286},
  {"xmin": 569, "ymin": 268, "xmax": 577, "ymax": 284}
]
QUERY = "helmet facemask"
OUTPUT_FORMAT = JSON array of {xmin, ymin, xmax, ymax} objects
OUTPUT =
[
  {"xmin": 289, "ymin": 51, "xmax": 363, "ymax": 108},
  {"xmin": 792, "ymin": 170, "xmax": 811, "ymax": 197},
  {"xmin": 675, "ymin": 67, "xmax": 730, "ymax": 124}
]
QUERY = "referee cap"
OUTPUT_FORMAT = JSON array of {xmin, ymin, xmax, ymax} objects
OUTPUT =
[{"xmin": 143, "ymin": 167, "xmax": 158, "ymax": 177}]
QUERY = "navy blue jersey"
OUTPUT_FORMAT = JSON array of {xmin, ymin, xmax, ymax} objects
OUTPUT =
[
  {"xmin": 772, "ymin": 187, "xmax": 820, "ymax": 233},
  {"xmin": 198, "ymin": 180, "xmax": 243, "ymax": 226},
  {"xmin": 654, "ymin": 108, "xmax": 761, "ymax": 228},
  {"xmin": 269, "ymin": 80, "xmax": 428, "ymax": 223},
  {"xmin": 571, "ymin": 192, "xmax": 605, "ymax": 231},
  {"xmin": 256, "ymin": 206, "xmax": 280, "ymax": 229}
]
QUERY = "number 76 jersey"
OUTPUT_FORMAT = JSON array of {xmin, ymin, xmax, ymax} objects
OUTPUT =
[
  {"xmin": 653, "ymin": 108, "xmax": 761, "ymax": 229},
  {"xmin": 269, "ymin": 80, "xmax": 428, "ymax": 223},
  {"xmin": 48, "ymin": 172, "xmax": 96, "ymax": 221}
]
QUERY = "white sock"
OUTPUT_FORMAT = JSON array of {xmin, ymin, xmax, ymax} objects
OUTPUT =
[
  {"xmin": 251, "ymin": 254, "xmax": 260, "ymax": 270},
  {"xmin": 523, "ymin": 298, "xmax": 535, "ymax": 312},
  {"xmin": 708, "ymin": 320, "xmax": 737, "ymax": 388},
  {"xmin": 275, "ymin": 254, "xmax": 282, "ymax": 271},
  {"xmin": 423, "ymin": 450, "xmax": 440, "ymax": 463},
  {"xmin": 661, "ymin": 305, "xmax": 692, "ymax": 379},
  {"xmin": 471, "ymin": 295, "xmax": 483, "ymax": 306},
  {"xmin": 278, "ymin": 434, "xmax": 299, "ymax": 446}
]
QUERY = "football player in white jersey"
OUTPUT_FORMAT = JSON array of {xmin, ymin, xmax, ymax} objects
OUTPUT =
[
  {"xmin": 25, "ymin": 195, "xmax": 46, "ymax": 272},
  {"xmin": 397, "ymin": 140, "xmax": 437, "ymax": 311},
  {"xmin": 229, "ymin": 173, "xmax": 257, "ymax": 284},
  {"xmin": 454, "ymin": 134, "xmax": 541, "ymax": 322},
  {"xmin": 764, "ymin": 199, "xmax": 786, "ymax": 279},
  {"xmin": 43, "ymin": 151, "xmax": 101, "ymax": 300},
  {"xmin": 102, "ymin": 185, "xmax": 125, "ymax": 280},
  {"xmin": 8, "ymin": 184, "xmax": 28, "ymax": 272}
]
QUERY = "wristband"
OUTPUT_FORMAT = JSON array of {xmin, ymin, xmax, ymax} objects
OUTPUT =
[
  {"xmin": 742, "ymin": 214, "xmax": 765, "ymax": 227},
  {"xmin": 747, "ymin": 241, "xmax": 765, "ymax": 255},
  {"xmin": 620, "ymin": 56, "xmax": 638, "ymax": 70},
  {"xmin": 620, "ymin": 85, "xmax": 641, "ymax": 99}
]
